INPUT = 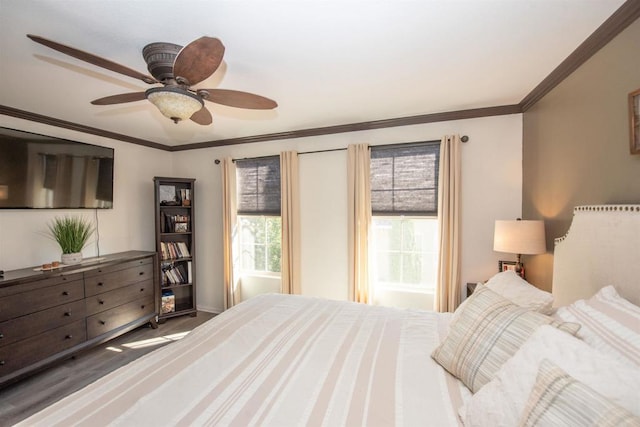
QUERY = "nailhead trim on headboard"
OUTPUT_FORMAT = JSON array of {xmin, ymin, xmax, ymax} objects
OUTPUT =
[{"xmin": 555, "ymin": 204, "xmax": 640, "ymax": 244}]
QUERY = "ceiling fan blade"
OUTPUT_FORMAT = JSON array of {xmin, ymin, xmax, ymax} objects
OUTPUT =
[
  {"xmin": 173, "ymin": 37, "xmax": 225, "ymax": 86},
  {"xmin": 190, "ymin": 106, "xmax": 213, "ymax": 125},
  {"xmin": 91, "ymin": 92, "xmax": 147, "ymax": 105},
  {"xmin": 200, "ymin": 89, "xmax": 277, "ymax": 110},
  {"xmin": 27, "ymin": 34, "xmax": 158, "ymax": 84}
]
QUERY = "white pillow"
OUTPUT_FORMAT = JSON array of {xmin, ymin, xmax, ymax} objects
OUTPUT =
[
  {"xmin": 463, "ymin": 325, "xmax": 640, "ymax": 427},
  {"xmin": 554, "ymin": 285, "xmax": 640, "ymax": 367},
  {"xmin": 484, "ymin": 270, "xmax": 554, "ymax": 314}
]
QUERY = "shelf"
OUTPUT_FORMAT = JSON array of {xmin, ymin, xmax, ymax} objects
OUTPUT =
[
  {"xmin": 154, "ymin": 177, "xmax": 197, "ymax": 321},
  {"xmin": 160, "ymin": 257, "xmax": 193, "ymax": 262},
  {"xmin": 160, "ymin": 306, "xmax": 196, "ymax": 319},
  {"xmin": 161, "ymin": 283, "xmax": 193, "ymax": 290}
]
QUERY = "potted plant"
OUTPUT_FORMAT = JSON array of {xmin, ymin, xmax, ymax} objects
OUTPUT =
[{"xmin": 47, "ymin": 215, "xmax": 94, "ymax": 265}]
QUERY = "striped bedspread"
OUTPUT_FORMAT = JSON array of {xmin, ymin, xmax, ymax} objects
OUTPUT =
[{"xmin": 20, "ymin": 294, "xmax": 466, "ymax": 426}]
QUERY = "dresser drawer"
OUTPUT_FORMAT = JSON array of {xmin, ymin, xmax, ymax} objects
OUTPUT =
[
  {"xmin": 0, "ymin": 280, "xmax": 84, "ymax": 322},
  {"xmin": 85, "ymin": 279, "xmax": 154, "ymax": 316},
  {"xmin": 0, "ymin": 272, "xmax": 83, "ymax": 299},
  {"xmin": 0, "ymin": 299, "xmax": 85, "ymax": 348},
  {"xmin": 0, "ymin": 320, "xmax": 86, "ymax": 376},
  {"xmin": 84, "ymin": 260, "xmax": 153, "ymax": 297},
  {"xmin": 86, "ymin": 296, "xmax": 154, "ymax": 339},
  {"xmin": 83, "ymin": 256, "xmax": 153, "ymax": 280}
]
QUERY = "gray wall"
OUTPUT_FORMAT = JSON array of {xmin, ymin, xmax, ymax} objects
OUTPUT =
[{"xmin": 522, "ymin": 18, "xmax": 640, "ymax": 291}]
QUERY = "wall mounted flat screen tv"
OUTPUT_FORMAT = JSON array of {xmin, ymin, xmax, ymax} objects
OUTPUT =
[{"xmin": 0, "ymin": 127, "xmax": 114, "ymax": 209}]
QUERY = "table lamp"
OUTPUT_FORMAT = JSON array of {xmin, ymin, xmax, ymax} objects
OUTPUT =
[{"xmin": 493, "ymin": 219, "xmax": 546, "ymax": 277}]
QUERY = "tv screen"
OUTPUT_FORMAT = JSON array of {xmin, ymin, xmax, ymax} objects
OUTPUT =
[{"xmin": 0, "ymin": 127, "xmax": 114, "ymax": 209}]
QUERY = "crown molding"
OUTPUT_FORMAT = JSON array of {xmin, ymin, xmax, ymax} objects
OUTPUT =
[
  {"xmin": 171, "ymin": 104, "xmax": 522, "ymax": 151},
  {"xmin": 0, "ymin": 105, "xmax": 170, "ymax": 150},
  {"xmin": 519, "ymin": 0, "xmax": 640, "ymax": 111}
]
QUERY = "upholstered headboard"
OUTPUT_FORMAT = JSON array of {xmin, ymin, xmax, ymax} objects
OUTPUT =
[{"xmin": 552, "ymin": 205, "xmax": 640, "ymax": 307}]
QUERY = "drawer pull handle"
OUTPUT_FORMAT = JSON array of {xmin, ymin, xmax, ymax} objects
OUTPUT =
[
  {"xmin": 99, "ymin": 300, "xmax": 104, "ymax": 305},
  {"xmin": 97, "ymin": 282, "xmax": 104, "ymax": 287},
  {"xmin": 139, "ymin": 271, "xmax": 145, "ymax": 276},
  {"xmin": 100, "ymin": 320, "xmax": 106, "ymax": 325},
  {"xmin": 65, "ymin": 334, "xmax": 73, "ymax": 339},
  {"xmin": 62, "ymin": 291, "xmax": 69, "ymax": 296},
  {"xmin": 0, "ymin": 360, "xmax": 4, "ymax": 366},
  {"xmin": 140, "ymin": 288, "xmax": 145, "ymax": 292},
  {"xmin": 0, "ymin": 333, "xmax": 3, "ymax": 339},
  {"xmin": 141, "ymin": 304, "xmax": 146, "ymax": 309},
  {"xmin": 64, "ymin": 311, "xmax": 71, "ymax": 317}
]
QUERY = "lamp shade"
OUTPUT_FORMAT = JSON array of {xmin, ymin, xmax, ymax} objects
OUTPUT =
[
  {"xmin": 493, "ymin": 220, "xmax": 546, "ymax": 255},
  {"xmin": 146, "ymin": 87, "xmax": 203, "ymax": 123}
]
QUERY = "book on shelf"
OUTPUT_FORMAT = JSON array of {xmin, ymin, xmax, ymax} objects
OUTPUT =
[
  {"xmin": 161, "ymin": 290, "xmax": 175, "ymax": 314},
  {"xmin": 161, "ymin": 262, "xmax": 189, "ymax": 285},
  {"xmin": 160, "ymin": 241, "xmax": 191, "ymax": 260}
]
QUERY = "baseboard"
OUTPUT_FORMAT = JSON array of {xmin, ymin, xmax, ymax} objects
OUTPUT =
[{"xmin": 196, "ymin": 305, "xmax": 223, "ymax": 315}]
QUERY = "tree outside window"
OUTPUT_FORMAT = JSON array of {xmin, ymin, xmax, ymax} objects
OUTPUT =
[{"xmin": 239, "ymin": 215, "xmax": 282, "ymax": 273}]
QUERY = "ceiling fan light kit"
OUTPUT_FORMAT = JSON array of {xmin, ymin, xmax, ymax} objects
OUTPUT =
[
  {"xmin": 146, "ymin": 87, "xmax": 203, "ymax": 123},
  {"xmin": 26, "ymin": 34, "xmax": 277, "ymax": 126}
]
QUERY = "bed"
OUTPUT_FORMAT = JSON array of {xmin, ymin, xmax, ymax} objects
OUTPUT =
[{"xmin": 18, "ymin": 205, "xmax": 640, "ymax": 426}]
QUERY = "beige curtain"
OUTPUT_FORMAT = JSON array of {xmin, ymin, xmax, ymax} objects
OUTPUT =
[
  {"xmin": 435, "ymin": 135, "xmax": 462, "ymax": 312},
  {"xmin": 221, "ymin": 158, "xmax": 240, "ymax": 310},
  {"xmin": 347, "ymin": 144, "xmax": 372, "ymax": 303},
  {"xmin": 280, "ymin": 151, "xmax": 301, "ymax": 295}
]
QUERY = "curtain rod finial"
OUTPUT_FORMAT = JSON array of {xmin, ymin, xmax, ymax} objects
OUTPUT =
[
  {"xmin": 461, "ymin": 135, "xmax": 469, "ymax": 142},
  {"xmin": 214, "ymin": 159, "xmax": 221, "ymax": 165}
]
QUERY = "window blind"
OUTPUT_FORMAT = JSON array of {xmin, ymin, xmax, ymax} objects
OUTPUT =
[
  {"xmin": 236, "ymin": 156, "xmax": 281, "ymax": 215},
  {"xmin": 370, "ymin": 142, "xmax": 440, "ymax": 216}
]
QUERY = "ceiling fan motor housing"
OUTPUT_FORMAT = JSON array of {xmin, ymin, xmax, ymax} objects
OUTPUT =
[{"xmin": 142, "ymin": 42, "xmax": 182, "ymax": 82}]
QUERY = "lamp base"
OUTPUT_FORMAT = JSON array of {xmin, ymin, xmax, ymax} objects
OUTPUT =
[{"xmin": 515, "ymin": 261, "xmax": 525, "ymax": 279}]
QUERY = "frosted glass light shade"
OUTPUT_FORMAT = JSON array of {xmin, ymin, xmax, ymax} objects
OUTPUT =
[
  {"xmin": 146, "ymin": 87, "xmax": 203, "ymax": 123},
  {"xmin": 494, "ymin": 220, "xmax": 546, "ymax": 255}
]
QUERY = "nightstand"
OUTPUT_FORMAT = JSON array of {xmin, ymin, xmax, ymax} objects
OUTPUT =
[{"xmin": 466, "ymin": 282, "xmax": 478, "ymax": 297}]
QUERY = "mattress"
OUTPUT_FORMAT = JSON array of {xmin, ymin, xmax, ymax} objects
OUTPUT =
[{"xmin": 19, "ymin": 294, "xmax": 468, "ymax": 426}]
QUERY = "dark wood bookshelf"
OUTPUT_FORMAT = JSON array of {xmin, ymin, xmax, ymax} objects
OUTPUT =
[{"xmin": 153, "ymin": 177, "xmax": 197, "ymax": 321}]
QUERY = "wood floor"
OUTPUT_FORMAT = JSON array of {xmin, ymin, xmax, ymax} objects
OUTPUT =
[{"xmin": 0, "ymin": 311, "xmax": 215, "ymax": 426}]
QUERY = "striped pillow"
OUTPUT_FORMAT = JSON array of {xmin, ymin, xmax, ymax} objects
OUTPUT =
[
  {"xmin": 520, "ymin": 359, "xmax": 640, "ymax": 427},
  {"xmin": 432, "ymin": 286, "xmax": 580, "ymax": 393},
  {"xmin": 554, "ymin": 285, "xmax": 640, "ymax": 367}
]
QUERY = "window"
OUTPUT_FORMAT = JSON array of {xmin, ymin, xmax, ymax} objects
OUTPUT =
[
  {"xmin": 236, "ymin": 157, "xmax": 282, "ymax": 274},
  {"xmin": 238, "ymin": 216, "xmax": 282, "ymax": 273},
  {"xmin": 371, "ymin": 217, "xmax": 438, "ymax": 292},
  {"xmin": 370, "ymin": 142, "xmax": 440, "ymax": 293}
]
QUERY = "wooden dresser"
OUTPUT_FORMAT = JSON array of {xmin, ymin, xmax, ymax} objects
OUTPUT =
[{"xmin": 0, "ymin": 251, "xmax": 158, "ymax": 388}]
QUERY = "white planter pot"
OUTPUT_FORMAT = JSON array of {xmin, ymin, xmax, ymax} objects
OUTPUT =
[{"xmin": 61, "ymin": 252, "xmax": 82, "ymax": 265}]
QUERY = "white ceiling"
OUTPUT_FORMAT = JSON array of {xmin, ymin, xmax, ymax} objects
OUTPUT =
[{"xmin": 0, "ymin": 0, "xmax": 625, "ymax": 147}]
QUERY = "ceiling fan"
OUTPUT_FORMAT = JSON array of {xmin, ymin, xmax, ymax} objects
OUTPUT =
[{"xmin": 26, "ymin": 34, "xmax": 278, "ymax": 125}]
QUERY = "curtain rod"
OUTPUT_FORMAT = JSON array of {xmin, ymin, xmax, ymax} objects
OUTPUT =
[{"xmin": 214, "ymin": 135, "xmax": 469, "ymax": 164}]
